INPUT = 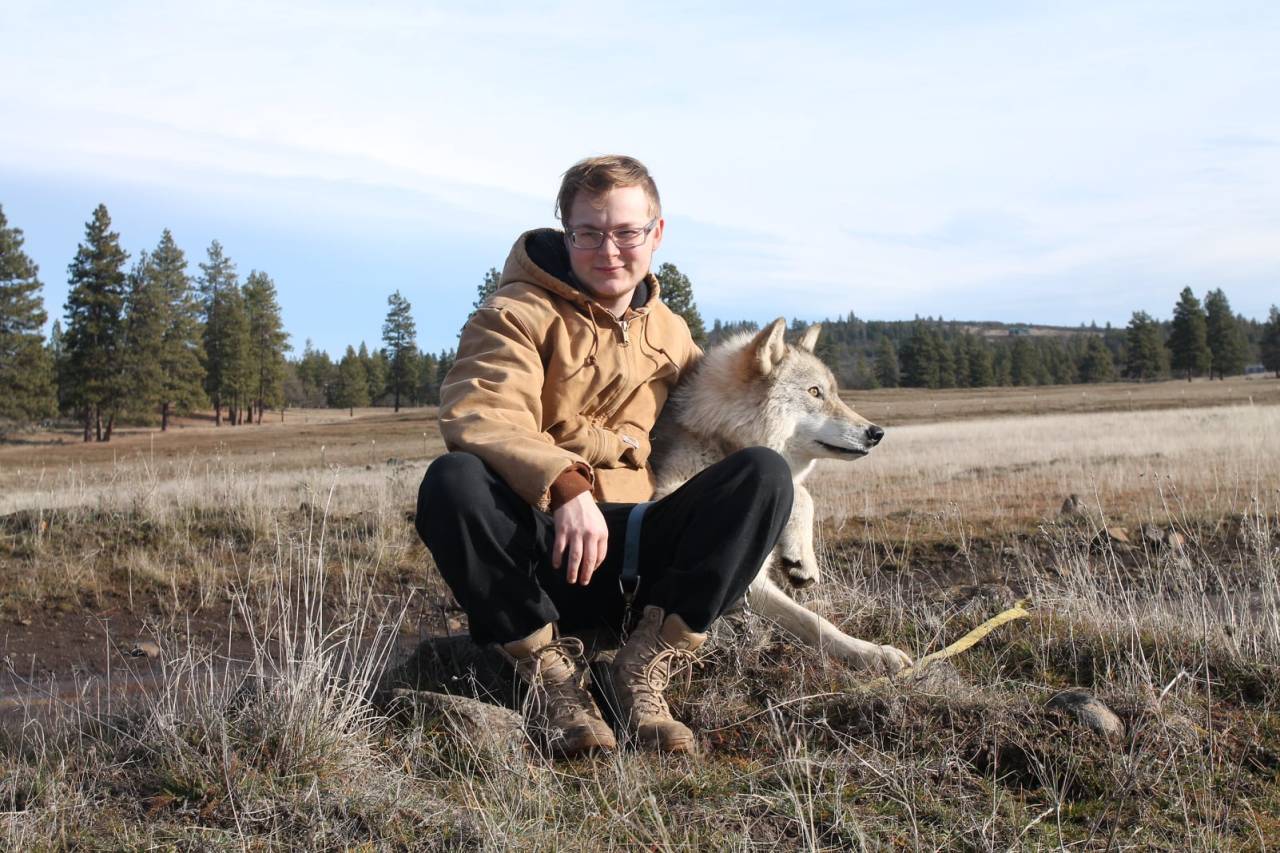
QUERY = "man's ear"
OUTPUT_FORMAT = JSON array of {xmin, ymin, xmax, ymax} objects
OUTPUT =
[
  {"xmin": 750, "ymin": 317, "xmax": 788, "ymax": 375},
  {"xmin": 798, "ymin": 324, "xmax": 822, "ymax": 353}
]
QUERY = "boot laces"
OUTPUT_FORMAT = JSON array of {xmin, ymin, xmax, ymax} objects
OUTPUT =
[
  {"xmin": 631, "ymin": 646, "xmax": 697, "ymax": 716},
  {"xmin": 527, "ymin": 637, "xmax": 595, "ymax": 717}
]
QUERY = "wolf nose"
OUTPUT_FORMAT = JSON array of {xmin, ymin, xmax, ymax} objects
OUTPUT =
[{"xmin": 866, "ymin": 425, "xmax": 885, "ymax": 446}]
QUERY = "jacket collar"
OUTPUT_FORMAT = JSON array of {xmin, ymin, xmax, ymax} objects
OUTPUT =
[{"xmin": 501, "ymin": 228, "xmax": 659, "ymax": 314}]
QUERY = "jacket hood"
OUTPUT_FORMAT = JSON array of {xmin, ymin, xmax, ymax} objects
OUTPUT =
[{"xmin": 499, "ymin": 228, "xmax": 656, "ymax": 312}]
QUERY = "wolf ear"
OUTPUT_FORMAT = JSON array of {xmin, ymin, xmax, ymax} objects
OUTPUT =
[
  {"xmin": 798, "ymin": 324, "xmax": 822, "ymax": 353},
  {"xmin": 751, "ymin": 317, "xmax": 788, "ymax": 375}
]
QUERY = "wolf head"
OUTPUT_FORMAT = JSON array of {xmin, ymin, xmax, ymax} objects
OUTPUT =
[{"xmin": 676, "ymin": 317, "xmax": 884, "ymax": 468}]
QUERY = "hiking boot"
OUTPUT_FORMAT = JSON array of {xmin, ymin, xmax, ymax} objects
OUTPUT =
[
  {"xmin": 500, "ymin": 623, "xmax": 616, "ymax": 756},
  {"xmin": 611, "ymin": 605, "xmax": 706, "ymax": 753}
]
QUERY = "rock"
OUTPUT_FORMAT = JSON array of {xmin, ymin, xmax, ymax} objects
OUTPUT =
[
  {"xmin": 128, "ymin": 640, "xmax": 162, "ymax": 659},
  {"xmin": 1046, "ymin": 689, "xmax": 1125, "ymax": 739},
  {"xmin": 1091, "ymin": 526, "xmax": 1133, "ymax": 553},
  {"xmin": 385, "ymin": 689, "xmax": 525, "ymax": 754},
  {"xmin": 1139, "ymin": 523, "xmax": 1186, "ymax": 552}
]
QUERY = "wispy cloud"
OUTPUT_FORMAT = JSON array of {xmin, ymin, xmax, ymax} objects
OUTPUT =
[{"xmin": 3, "ymin": 1, "xmax": 1278, "ymax": 351}]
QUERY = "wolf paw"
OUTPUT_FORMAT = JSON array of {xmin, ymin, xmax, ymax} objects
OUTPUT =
[{"xmin": 877, "ymin": 645, "xmax": 913, "ymax": 674}]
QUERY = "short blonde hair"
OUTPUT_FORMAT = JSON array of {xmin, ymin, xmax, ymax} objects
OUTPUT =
[{"xmin": 556, "ymin": 155, "xmax": 662, "ymax": 223}]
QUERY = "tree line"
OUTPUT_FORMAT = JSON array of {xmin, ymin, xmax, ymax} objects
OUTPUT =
[
  {"xmin": 4, "ymin": 201, "xmax": 1279, "ymax": 434},
  {"xmin": 1, "ymin": 203, "xmax": 289, "ymax": 439},
  {"xmin": 705, "ymin": 288, "xmax": 1279, "ymax": 390}
]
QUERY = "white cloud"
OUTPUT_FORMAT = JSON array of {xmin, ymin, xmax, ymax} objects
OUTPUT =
[{"xmin": 3, "ymin": 0, "xmax": 1278, "ymax": 346}]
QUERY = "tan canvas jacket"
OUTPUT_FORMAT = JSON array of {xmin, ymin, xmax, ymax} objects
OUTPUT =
[{"xmin": 438, "ymin": 229, "xmax": 700, "ymax": 509}]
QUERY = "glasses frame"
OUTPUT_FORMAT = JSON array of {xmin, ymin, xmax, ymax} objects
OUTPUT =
[{"xmin": 566, "ymin": 218, "xmax": 659, "ymax": 251}]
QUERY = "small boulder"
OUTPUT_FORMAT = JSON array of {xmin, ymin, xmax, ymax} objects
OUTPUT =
[
  {"xmin": 1046, "ymin": 689, "xmax": 1125, "ymax": 739},
  {"xmin": 386, "ymin": 689, "xmax": 525, "ymax": 753},
  {"xmin": 127, "ymin": 640, "xmax": 162, "ymax": 659},
  {"xmin": 1059, "ymin": 494, "xmax": 1084, "ymax": 519},
  {"xmin": 1091, "ymin": 526, "xmax": 1132, "ymax": 553}
]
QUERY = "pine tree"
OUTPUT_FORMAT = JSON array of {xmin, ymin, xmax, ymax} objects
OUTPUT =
[
  {"xmin": 873, "ymin": 336, "xmax": 899, "ymax": 388},
  {"xmin": 1078, "ymin": 335, "xmax": 1117, "ymax": 383},
  {"xmin": 1124, "ymin": 311, "xmax": 1166, "ymax": 381},
  {"xmin": 199, "ymin": 241, "xmax": 247, "ymax": 425},
  {"xmin": 417, "ymin": 350, "xmax": 439, "ymax": 405},
  {"xmin": 49, "ymin": 320, "xmax": 71, "ymax": 414},
  {"xmin": 63, "ymin": 204, "xmax": 129, "ymax": 441},
  {"xmin": 243, "ymin": 270, "xmax": 289, "ymax": 423},
  {"xmin": 655, "ymin": 262, "xmax": 708, "ymax": 347},
  {"xmin": 1204, "ymin": 289, "xmax": 1246, "ymax": 379},
  {"xmin": 1256, "ymin": 305, "xmax": 1280, "ymax": 378},
  {"xmin": 294, "ymin": 340, "xmax": 336, "ymax": 407},
  {"xmin": 475, "ymin": 267, "xmax": 501, "ymax": 312},
  {"xmin": 966, "ymin": 336, "xmax": 995, "ymax": 387},
  {"xmin": 382, "ymin": 290, "xmax": 418, "ymax": 412},
  {"xmin": 1010, "ymin": 338, "xmax": 1040, "ymax": 386},
  {"xmin": 0, "ymin": 205, "xmax": 56, "ymax": 425},
  {"xmin": 1167, "ymin": 287, "xmax": 1210, "ymax": 381},
  {"xmin": 121, "ymin": 251, "xmax": 167, "ymax": 422},
  {"xmin": 149, "ymin": 230, "xmax": 206, "ymax": 430},
  {"xmin": 334, "ymin": 345, "xmax": 370, "ymax": 414}
]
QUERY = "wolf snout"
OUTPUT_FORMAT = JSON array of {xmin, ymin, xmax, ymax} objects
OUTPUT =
[{"xmin": 866, "ymin": 425, "xmax": 885, "ymax": 446}]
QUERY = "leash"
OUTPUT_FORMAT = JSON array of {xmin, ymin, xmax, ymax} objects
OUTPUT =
[
  {"xmin": 618, "ymin": 501, "xmax": 653, "ymax": 641},
  {"xmin": 871, "ymin": 599, "xmax": 1031, "ymax": 687}
]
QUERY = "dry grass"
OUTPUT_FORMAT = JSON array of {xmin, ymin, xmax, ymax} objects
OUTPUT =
[{"xmin": 2, "ymin": 387, "xmax": 1279, "ymax": 849}]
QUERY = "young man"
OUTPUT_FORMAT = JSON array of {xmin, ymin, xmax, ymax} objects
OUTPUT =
[{"xmin": 415, "ymin": 155, "xmax": 793, "ymax": 755}]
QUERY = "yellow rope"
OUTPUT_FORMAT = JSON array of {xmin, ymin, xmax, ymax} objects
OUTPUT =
[{"xmin": 872, "ymin": 599, "xmax": 1031, "ymax": 687}]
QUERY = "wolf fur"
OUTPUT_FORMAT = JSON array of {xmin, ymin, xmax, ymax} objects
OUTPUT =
[{"xmin": 651, "ymin": 318, "xmax": 912, "ymax": 675}]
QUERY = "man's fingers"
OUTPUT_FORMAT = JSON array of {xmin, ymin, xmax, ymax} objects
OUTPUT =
[
  {"xmin": 565, "ymin": 537, "xmax": 583, "ymax": 585},
  {"xmin": 552, "ymin": 529, "xmax": 567, "ymax": 570},
  {"xmin": 579, "ymin": 539, "xmax": 597, "ymax": 586}
]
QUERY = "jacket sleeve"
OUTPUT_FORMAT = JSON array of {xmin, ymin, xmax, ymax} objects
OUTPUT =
[{"xmin": 438, "ymin": 305, "xmax": 591, "ymax": 509}]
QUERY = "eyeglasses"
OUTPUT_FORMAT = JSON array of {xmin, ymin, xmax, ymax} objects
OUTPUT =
[{"xmin": 566, "ymin": 218, "xmax": 658, "ymax": 250}]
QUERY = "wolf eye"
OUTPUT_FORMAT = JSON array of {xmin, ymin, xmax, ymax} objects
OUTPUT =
[{"xmin": 808, "ymin": 386, "xmax": 823, "ymax": 399}]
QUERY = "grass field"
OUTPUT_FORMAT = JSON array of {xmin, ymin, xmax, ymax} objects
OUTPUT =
[{"xmin": 2, "ymin": 376, "xmax": 1278, "ymax": 849}]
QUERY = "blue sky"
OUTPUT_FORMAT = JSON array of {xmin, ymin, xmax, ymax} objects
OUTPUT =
[{"xmin": 2, "ymin": 1, "xmax": 1277, "ymax": 355}]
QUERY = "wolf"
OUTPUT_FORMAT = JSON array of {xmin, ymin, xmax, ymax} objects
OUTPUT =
[{"xmin": 651, "ymin": 318, "xmax": 912, "ymax": 675}]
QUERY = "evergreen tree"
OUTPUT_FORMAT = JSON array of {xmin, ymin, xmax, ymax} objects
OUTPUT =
[
  {"xmin": 121, "ymin": 251, "xmax": 168, "ymax": 422},
  {"xmin": 899, "ymin": 322, "xmax": 941, "ymax": 388},
  {"xmin": 1204, "ymin": 288, "xmax": 1247, "ymax": 379},
  {"xmin": 965, "ymin": 336, "xmax": 995, "ymax": 387},
  {"xmin": 0, "ymin": 205, "xmax": 56, "ymax": 425},
  {"xmin": 1124, "ymin": 311, "xmax": 1166, "ymax": 381},
  {"xmin": 293, "ymin": 339, "xmax": 336, "ymax": 407},
  {"xmin": 1167, "ymin": 286, "xmax": 1211, "ymax": 381},
  {"xmin": 357, "ymin": 342, "xmax": 387, "ymax": 406},
  {"xmin": 199, "ymin": 241, "xmax": 244, "ymax": 425},
  {"xmin": 334, "ymin": 345, "xmax": 370, "ymax": 414},
  {"xmin": 243, "ymin": 270, "xmax": 289, "ymax": 423},
  {"xmin": 49, "ymin": 320, "xmax": 71, "ymax": 414},
  {"xmin": 381, "ymin": 290, "xmax": 418, "ymax": 412},
  {"xmin": 436, "ymin": 349, "xmax": 456, "ymax": 397},
  {"xmin": 1078, "ymin": 335, "xmax": 1117, "ymax": 383},
  {"xmin": 63, "ymin": 204, "xmax": 129, "ymax": 441},
  {"xmin": 475, "ymin": 267, "xmax": 501, "ymax": 312},
  {"xmin": 873, "ymin": 336, "xmax": 899, "ymax": 388},
  {"xmin": 655, "ymin": 262, "xmax": 708, "ymax": 347},
  {"xmin": 417, "ymin": 350, "xmax": 440, "ymax": 405},
  {"xmin": 1009, "ymin": 338, "xmax": 1040, "ymax": 386},
  {"xmin": 149, "ymin": 230, "xmax": 206, "ymax": 430},
  {"xmin": 1261, "ymin": 306, "xmax": 1280, "ymax": 378}
]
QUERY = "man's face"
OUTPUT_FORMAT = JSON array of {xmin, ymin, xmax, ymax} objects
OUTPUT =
[{"xmin": 564, "ymin": 185, "xmax": 664, "ymax": 312}]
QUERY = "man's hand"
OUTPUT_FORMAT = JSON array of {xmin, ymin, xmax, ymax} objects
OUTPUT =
[{"xmin": 552, "ymin": 491, "xmax": 609, "ymax": 586}]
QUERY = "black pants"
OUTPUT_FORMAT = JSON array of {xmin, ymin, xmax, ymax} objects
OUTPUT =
[{"xmin": 415, "ymin": 447, "xmax": 793, "ymax": 645}]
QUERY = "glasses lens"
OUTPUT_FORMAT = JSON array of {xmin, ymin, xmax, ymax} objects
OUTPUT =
[
  {"xmin": 571, "ymin": 230, "xmax": 603, "ymax": 250},
  {"xmin": 612, "ymin": 229, "xmax": 644, "ymax": 247}
]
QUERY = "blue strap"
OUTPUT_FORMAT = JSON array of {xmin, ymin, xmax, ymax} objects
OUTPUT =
[{"xmin": 620, "ymin": 501, "xmax": 653, "ymax": 598}]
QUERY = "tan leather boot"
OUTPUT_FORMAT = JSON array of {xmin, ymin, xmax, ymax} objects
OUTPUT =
[
  {"xmin": 500, "ymin": 623, "xmax": 616, "ymax": 756},
  {"xmin": 610, "ymin": 605, "xmax": 706, "ymax": 753}
]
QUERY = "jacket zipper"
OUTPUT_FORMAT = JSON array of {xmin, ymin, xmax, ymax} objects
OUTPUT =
[{"xmin": 619, "ymin": 318, "xmax": 630, "ymax": 345}]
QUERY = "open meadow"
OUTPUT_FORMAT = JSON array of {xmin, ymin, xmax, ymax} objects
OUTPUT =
[{"xmin": 2, "ymin": 376, "xmax": 1279, "ymax": 849}]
